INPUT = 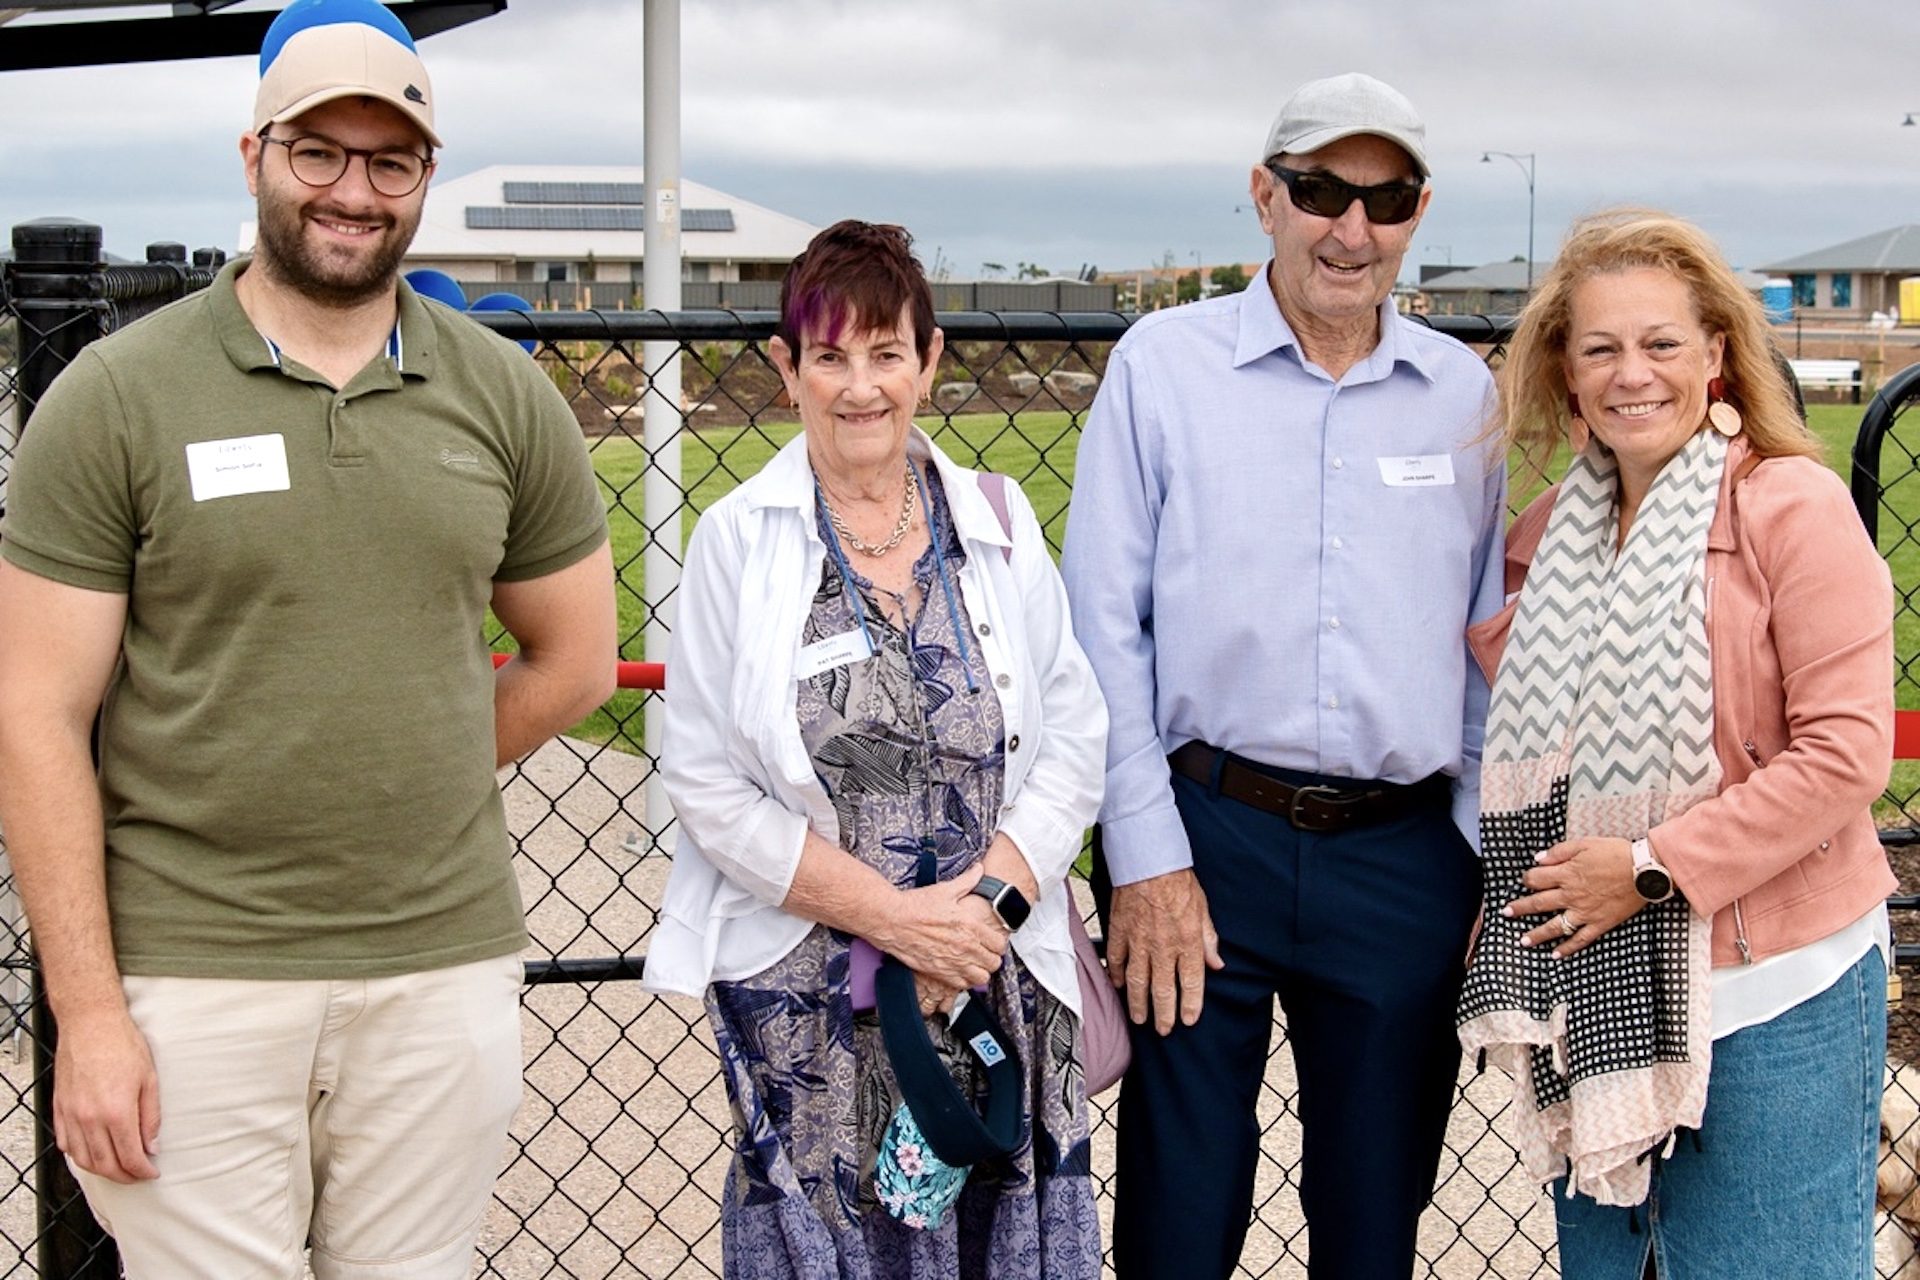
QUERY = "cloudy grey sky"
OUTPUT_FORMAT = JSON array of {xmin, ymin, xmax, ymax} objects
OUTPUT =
[{"xmin": 4, "ymin": 0, "xmax": 1918, "ymax": 281}]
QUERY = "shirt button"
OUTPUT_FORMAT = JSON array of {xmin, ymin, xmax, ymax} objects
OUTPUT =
[
  {"xmin": 995, "ymin": 674, "xmax": 1011, "ymax": 689},
  {"xmin": 1330, "ymin": 536, "xmax": 1344, "ymax": 550},
  {"xmin": 1326, "ymin": 694, "xmax": 1339, "ymax": 709},
  {"xmin": 1008, "ymin": 734, "xmax": 1021, "ymax": 752},
  {"xmin": 1329, "ymin": 616, "xmax": 1341, "ymax": 630},
  {"xmin": 977, "ymin": 622, "xmax": 992, "ymax": 637},
  {"xmin": 1331, "ymin": 456, "xmax": 1344, "ymax": 470}
]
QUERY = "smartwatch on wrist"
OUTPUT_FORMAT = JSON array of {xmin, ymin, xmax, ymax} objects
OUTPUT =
[
  {"xmin": 1631, "ymin": 838, "xmax": 1675, "ymax": 904},
  {"xmin": 969, "ymin": 875, "xmax": 1032, "ymax": 932}
]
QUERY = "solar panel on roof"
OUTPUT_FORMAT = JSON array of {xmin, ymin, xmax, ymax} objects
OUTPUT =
[
  {"xmin": 465, "ymin": 207, "xmax": 736, "ymax": 233},
  {"xmin": 502, "ymin": 182, "xmax": 647, "ymax": 205}
]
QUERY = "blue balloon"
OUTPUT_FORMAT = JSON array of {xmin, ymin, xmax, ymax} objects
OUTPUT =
[
  {"xmin": 468, "ymin": 291, "xmax": 537, "ymax": 353},
  {"xmin": 403, "ymin": 268, "xmax": 469, "ymax": 311}
]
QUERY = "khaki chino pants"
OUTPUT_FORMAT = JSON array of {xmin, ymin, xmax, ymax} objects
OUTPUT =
[{"xmin": 73, "ymin": 954, "xmax": 525, "ymax": 1279}]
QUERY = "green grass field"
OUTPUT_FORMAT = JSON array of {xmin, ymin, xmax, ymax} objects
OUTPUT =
[{"xmin": 548, "ymin": 400, "xmax": 1920, "ymax": 819}]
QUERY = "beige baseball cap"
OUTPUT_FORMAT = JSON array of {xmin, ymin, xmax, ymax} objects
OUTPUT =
[{"xmin": 254, "ymin": 0, "xmax": 440, "ymax": 148}]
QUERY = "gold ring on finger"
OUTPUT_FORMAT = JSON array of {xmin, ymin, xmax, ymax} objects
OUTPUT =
[{"xmin": 1557, "ymin": 913, "xmax": 1577, "ymax": 938}]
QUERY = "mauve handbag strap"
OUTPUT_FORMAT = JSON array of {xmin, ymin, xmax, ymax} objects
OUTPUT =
[
  {"xmin": 977, "ymin": 470, "xmax": 1014, "ymax": 564},
  {"xmin": 974, "ymin": 470, "xmax": 1132, "ymax": 1094}
]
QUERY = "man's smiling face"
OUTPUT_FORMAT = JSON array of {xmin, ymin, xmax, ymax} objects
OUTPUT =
[
  {"xmin": 1252, "ymin": 132, "xmax": 1430, "ymax": 332},
  {"xmin": 243, "ymin": 95, "xmax": 431, "ymax": 307}
]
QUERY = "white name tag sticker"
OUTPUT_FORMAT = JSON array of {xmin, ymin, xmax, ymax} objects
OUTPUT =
[
  {"xmin": 185, "ymin": 434, "xmax": 291, "ymax": 502},
  {"xmin": 1376, "ymin": 454, "xmax": 1456, "ymax": 488},
  {"xmin": 794, "ymin": 629, "xmax": 873, "ymax": 680}
]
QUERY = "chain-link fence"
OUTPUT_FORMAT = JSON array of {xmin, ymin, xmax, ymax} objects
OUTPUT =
[{"xmin": 3, "ymin": 218, "xmax": 1920, "ymax": 1277}]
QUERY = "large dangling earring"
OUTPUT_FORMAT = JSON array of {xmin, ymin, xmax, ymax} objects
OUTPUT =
[
  {"xmin": 1706, "ymin": 376, "xmax": 1742, "ymax": 438},
  {"xmin": 1566, "ymin": 392, "xmax": 1591, "ymax": 453}
]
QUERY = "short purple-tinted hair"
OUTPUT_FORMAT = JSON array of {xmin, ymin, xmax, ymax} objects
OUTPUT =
[{"xmin": 776, "ymin": 220, "xmax": 937, "ymax": 366}]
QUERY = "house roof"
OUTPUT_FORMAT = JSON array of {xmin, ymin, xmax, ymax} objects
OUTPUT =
[
  {"xmin": 1762, "ymin": 226, "xmax": 1920, "ymax": 273},
  {"xmin": 407, "ymin": 165, "xmax": 819, "ymax": 264},
  {"xmin": 1420, "ymin": 260, "xmax": 1549, "ymax": 292},
  {"xmin": 237, "ymin": 165, "xmax": 822, "ymax": 264},
  {"xmin": 1423, "ymin": 259, "xmax": 1769, "ymax": 293}
]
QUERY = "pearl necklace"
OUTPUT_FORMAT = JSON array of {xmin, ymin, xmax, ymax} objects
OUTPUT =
[{"xmin": 824, "ymin": 464, "xmax": 918, "ymax": 557}]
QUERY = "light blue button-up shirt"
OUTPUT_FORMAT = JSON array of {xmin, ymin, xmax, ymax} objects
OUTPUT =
[{"xmin": 1060, "ymin": 269, "xmax": 1507, "ymax": 885}]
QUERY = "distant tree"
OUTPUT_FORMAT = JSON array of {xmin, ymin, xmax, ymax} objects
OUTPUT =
[
  {"xmin": 1176, "ymin": 269, "xmax": 1202, "ymax": 304},
  {"xmin": 1015, "ymin": 261, "xmax": 1050, "ymax": 280},
  {"xmin": 981, "ymin": 262, "xmax": 1007, "ymax": 279},
  {"xmin": 1209, "ymin": 263, "xmax": 1250, "ymax": 294}
]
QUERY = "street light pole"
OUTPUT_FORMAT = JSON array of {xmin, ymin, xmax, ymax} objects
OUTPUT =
[{"xmin": 1481, "ymin": 150, "xmax": 1536, "ymax": 295}]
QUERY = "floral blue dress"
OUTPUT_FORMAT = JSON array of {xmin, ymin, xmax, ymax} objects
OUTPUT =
[{"xmin": 706, "ymin": 469, "xmax": 1099, "ymax": 1278}]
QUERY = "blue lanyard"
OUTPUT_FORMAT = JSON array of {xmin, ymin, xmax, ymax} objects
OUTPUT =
[
  {"xmin": 914, "ymin": 464, "xmax": 981, "ymax": 696},
  {"xmin": 814, "ymin": 485, "xmax": 880, "ymax": 659},
  {"xmin": 813, "ymin": 460, "xmax": 989, "ymax": 881},
  {"xmin": 812, "ymin": 461, "xmax": 982, "ymax": 697}
]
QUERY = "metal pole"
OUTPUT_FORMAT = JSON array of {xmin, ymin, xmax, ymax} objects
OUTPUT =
[
  {"xmin": 641, "ymin": 0, "xmax": 682, "ymax": 849},
  {"xmin": 1524, "ymin": 157, "xmax": 1535, "ymax": 297},
  {"xmin": 1481, "ymin": 151, "xmax": 1536, "ymax": 297}
]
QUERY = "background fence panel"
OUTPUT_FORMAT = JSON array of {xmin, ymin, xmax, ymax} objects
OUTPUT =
[{"xmin": 3, "ymin": 226, "xmax": 1920, "ymax": 1277}]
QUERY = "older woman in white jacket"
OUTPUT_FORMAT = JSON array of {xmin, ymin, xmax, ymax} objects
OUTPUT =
[{"xmin": 645, "ymin": 221, "xmax": 1107, "ymax": 1279}]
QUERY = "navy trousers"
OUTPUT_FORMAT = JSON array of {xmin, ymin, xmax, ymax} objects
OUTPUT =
[{"xmin": 1097, "ymin": 757, "xmax": 1482, "ymax": 1280}]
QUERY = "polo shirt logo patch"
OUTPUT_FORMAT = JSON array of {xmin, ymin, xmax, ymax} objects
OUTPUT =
[{"xmin": 439, "ymin": 448, "xmax": 481, "ymax": 470}]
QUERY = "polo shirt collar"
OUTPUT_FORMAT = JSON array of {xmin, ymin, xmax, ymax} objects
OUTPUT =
[
  {"xmin": 210, "ymin": 257, "xmax": 437, "ymax": 383},
  {"xmin": 1231, "ymin": 259, "xmax": 1435, "ymax": 384}
]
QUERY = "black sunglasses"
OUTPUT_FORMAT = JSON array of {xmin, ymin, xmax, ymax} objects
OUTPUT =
[{"xmin": 1264, "ymin": 162, "xmax": 1424, "ymax": 225}]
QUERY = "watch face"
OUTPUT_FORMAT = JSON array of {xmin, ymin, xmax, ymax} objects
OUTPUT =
[
  {"xmin": 1634, "ymin": 866, "xmax": 1674, "ymax": 903},
  {"xmin": 994, "ymin": 885, "xmax": 1032, "ymax": 931}
]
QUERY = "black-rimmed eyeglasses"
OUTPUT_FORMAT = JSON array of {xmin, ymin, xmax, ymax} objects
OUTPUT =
[
  {"xmin": 260, "ymin": 132, "xmax": 433, "ymax": 198},
  {"xmin": 1264, "ymin": 161, "xmax": 1423, "ymax": 226}
]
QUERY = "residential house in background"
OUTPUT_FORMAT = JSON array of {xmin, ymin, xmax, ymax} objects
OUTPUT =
[
  {"xmin": 1418, "ymin": 258, "xmax": 1766, "ymax": 317},
  {"xmin": 240, "ymin": 164, "xmax": 821, "ymax": 308},
  {"xmin": 1417, "ymin": 259, "xmax": 1548, "ymax": 315},
  {"xmin": 1761, "ymin": 225, "xmax": 1920, "ymax": 320}
]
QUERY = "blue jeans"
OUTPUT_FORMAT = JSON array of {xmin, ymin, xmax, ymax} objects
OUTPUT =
[{"xmin": 1553, "ymin": 946, "xmax": 1886, "ymax": 1280}]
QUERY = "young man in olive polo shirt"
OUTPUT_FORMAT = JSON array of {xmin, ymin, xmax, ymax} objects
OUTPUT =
[{"xmin": 0, "ymin": 2, "xmax": 615, "ymax": 1274}]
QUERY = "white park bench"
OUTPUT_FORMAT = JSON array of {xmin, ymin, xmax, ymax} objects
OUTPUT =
[{"xmin": 1787, "ymin": 357, "xmax": 1863, "ymax": 405}]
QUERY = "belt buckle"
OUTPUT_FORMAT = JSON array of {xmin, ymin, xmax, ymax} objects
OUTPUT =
[{"xmin": 1286, "ymin": 784, "xmax": 1350, "ymax": 832}]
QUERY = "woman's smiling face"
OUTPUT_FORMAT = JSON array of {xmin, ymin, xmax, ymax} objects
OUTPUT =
[
  {"xmin": 780, "ymin": 304, "xmax": 940, "ymax": 483},
  {"xmin": 1563, "ymin": 266, "xmax": 1725, "ymax": 482}
]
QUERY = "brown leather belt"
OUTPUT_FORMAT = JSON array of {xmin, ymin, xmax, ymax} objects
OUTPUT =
[{"xmin": 1168, "ymin": 741, "xmax": 1449, "ymax": 833}]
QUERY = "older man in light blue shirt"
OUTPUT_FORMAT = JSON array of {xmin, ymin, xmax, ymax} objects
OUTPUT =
[{"xmin": 1061, "ymin": 73, "xmax": 1506, "ymax": 1280}]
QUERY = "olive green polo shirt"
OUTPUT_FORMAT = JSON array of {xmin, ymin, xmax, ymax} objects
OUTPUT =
[{"xmin": 1, "ymin": 260, "xmax": 608, "ymax": 978}]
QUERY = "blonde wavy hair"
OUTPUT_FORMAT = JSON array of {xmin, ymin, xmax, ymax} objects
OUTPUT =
[{"xmin": 1500, "ymin": 208, "xmax": 1819, "ymax": 477}]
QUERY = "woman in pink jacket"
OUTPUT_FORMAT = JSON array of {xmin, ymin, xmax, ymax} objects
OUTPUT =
[{"xmin": 1457, "ymin": 209, "xmax": 1894, "ymax": 1279}]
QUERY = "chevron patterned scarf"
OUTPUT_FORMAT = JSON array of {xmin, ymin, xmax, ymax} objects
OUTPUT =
[{"xmin": 1457, "ymin": 428, "xmax": 1725, "ymax": 1207}]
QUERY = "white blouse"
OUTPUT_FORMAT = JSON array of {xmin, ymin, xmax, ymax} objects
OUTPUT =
[{"xmin": 641, "ymin": 430, "xmax": 1109, "ymax": 1014}]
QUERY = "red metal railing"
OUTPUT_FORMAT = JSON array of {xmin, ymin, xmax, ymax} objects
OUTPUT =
[{"xmin": 491, "ymin": 651, "xmax": 665, "ymax": 690}]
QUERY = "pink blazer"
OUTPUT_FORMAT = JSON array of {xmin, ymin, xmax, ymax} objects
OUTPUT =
[{"xmin": 1468, "ymin": 436, "xmax": 1897, "ymax": 966}]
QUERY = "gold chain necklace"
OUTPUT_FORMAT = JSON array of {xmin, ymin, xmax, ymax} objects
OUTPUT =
[{"xmin": 824, "ymin": 464, "xmax": 918, "ymax": 556}]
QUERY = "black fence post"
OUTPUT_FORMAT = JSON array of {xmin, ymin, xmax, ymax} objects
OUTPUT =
[
  {"xmin": 6, "ymin": 218, "xmax": 119, "ymax": 1278},
  {"xmin": 9, "ymin": 219, "xmax": 106, "ymax": 438}
]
